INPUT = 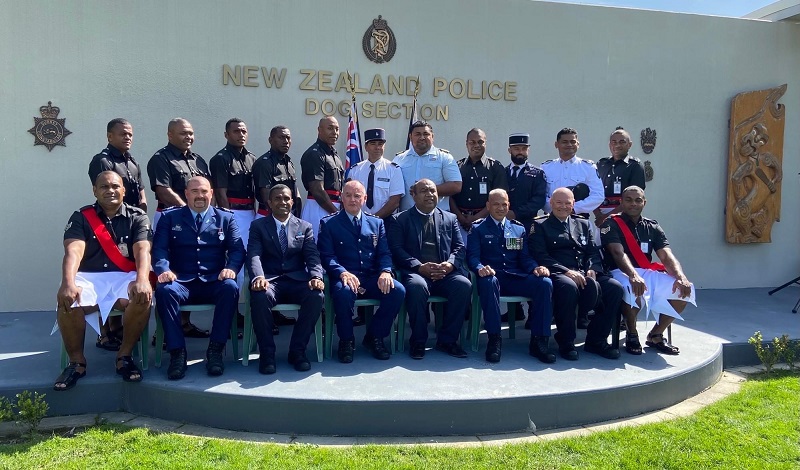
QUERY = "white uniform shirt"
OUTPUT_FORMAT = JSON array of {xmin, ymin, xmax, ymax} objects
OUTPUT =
[
  {"xmin": 393, "ymin": 145, "xmax": 461, "ymax": 211},
  {"xmin": 347, "ymin": 157, "xmax": 405, "ymax": 216},
  {"xmin": 541, "ymin": 156, "xmax": 604, "ymax": 215}
]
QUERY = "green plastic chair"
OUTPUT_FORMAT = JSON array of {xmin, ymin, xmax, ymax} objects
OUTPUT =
[
  {"xmin": 469, "ymin": 272, "xmax": 531, "ymax": 352},
  {"xmin": 153, "ymin": 304, "xmax": 238, "ymax": 368}
]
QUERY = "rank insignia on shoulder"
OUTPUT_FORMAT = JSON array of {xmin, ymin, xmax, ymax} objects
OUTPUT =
[
  {"xmin": 390, "ymin": 162, "xmax": 399, "ymax": 167},
  {"xmin": 600, "ymin": 226, "xmax": 610, "ymax": 234},
  {"xmin": 64, "ymin": 221, "xmax": 72, "ymax": 232},
  {"xmin": 529, "ymin": 224, "xmax": 535, "ymax": 235}
]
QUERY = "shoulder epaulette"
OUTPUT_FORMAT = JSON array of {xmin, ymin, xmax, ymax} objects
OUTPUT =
[
  {"xmin": 351, "ymin": 160, "xmax": 365, "ymax": 168},
  {"xmin": 125, "ymin": 204, "xmax": 146, "ymax": 215},
  {"xmin": 390, "ymin": 161, "xmax": 399, "ymax": 167},
  {"xmin": 79, "ymin": 204, "xmax": 95, "ymax": 211},
  {"xmin": 161, "ymin": 206, "xmax": 181, "ymax": 213},
  {"xmin": 439, "ymin": 148, "xmax": 451, "ymax": 154},
  {"xmin": 573, "ymin": 213, "xmax": 588, "ymax": 219},
  {"xmin": 321, "ymin": 212, "xmax": 338, "ymax": 221},
  {"xmin": 216, "ymin": 207, "xmax": 234, "ymax": 213},
  {"xmin": 364, "ymin": 212, "xmax": 380, "ymax": 219},
  {"xmin": 456, "ymin": 157, "xmax": 467, "ymax": 164},
  {"xmin": 630, "ymin": 156, "xmax": 641, "ymax": 162},
  {"xmin": 581, "ymin": 159, "xmax": 595, "ymax": 164},
  {"xmin": 534, "ymin": 214, "xmax": 549, "ymax": 220},
  {"xmin": 509, "ymin": 219, "xmax": 524, "ymax": 226},
  {"xmin": 541, "ymin": 159, "xmax": 555, "ymax": 164},
  {"xmin": 395, "ymin": 150, "xmax": 405, "ymax": 156},
  {"xmin": 472, "ymin": 218, "xmax": 485, "ymax": 226},
  {"xmin": 100, "ymin": 149, "xmax": 109, "ymax": 155}
]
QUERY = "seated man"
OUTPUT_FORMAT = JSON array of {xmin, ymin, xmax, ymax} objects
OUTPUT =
[
  {"xmin": 317, "ymin": 180, "xmax": 405, "ymax": 363},
  {"xmin": 152, "ymin": 176, "xmax": 245, "ymax": 380},
  {"xmin": 388, "ymin": 179, "xmax": 472, "ymax": 360},
  {"xmin": 55, "ymin": 171, "xmax": 152, "ymax": 390},
  {"xmin": 530, "ymin": 187, "xmax": 622, "ymax": 361},
  {"xmin": 247, "ymin": 184, "xmax": 325, "ymax": 374},
  {"xmin": 600, "ymin": 186, "xmax": 696, "ymax": 355},
  {"xmin": 467, "ymin": 189, "xmax": 555, "ymax": 363}
]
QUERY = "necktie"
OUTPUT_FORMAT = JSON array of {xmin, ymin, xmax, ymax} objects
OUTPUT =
[
  {"xmin": 195, "ymin": 213, "xmax": 202, "ymax": 231},
  {"xmin": 366, "ymin": 164, "xmax": 375, "ymax": 209},
  {"xmin": 353, "ymin": 216, "xmax": 360, "ymax": 230},
  {"xmin": 511, "ymin": 166, "xmax": 519, "ymax": 182},
  {"xmin": 279, "ymin": 224, "xmax": 288, "ymax": 254}
]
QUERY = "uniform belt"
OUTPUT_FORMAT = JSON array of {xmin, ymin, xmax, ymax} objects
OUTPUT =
[
  {"xmin": 257, "ymin": 207, "xmax": 270, "ymax": 216},
  {"xmin": 230, "ymin": 203, "xmax": 255, "ymax": 210},
  {"xmin": 458, "ymin": 207, "xmax": 482, "ymax": 216},
  {"xmin": 307, "ymin": 189, "xmax": 341, "ymax": 202},
  {"xmin": 228, "ymin": 197, "xmax": 255, "ymax": 205}
]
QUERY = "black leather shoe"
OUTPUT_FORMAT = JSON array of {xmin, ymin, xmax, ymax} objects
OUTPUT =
[
  {"xmin": 167, "ymin": 348, "xmax": 187, "ymax": 380},
  {"xmin": 529, "ymin": 336, "xmax": 556, "ymax": 364},
  {"xmin": 273, "ymin": 312, "xmax": 297, "ymax": 326},
  {"xmin": 288, "ymin": 351, "xmax": 311, "ymax": 371},
  {"xmin": 584, "ymin": 341, "xmax": 621, "ymax": 359},
  {"xmin": 338, "ymin": 339, "xmax": 355, "ymax": 363},
  {"xmin": 205, "ymin": 341, "xmax": 225, "ymax": 376},
  {"xmin": 259, "ymin": 355, "xmax": 276, "ymax": 375},
  {"xmin": 485, "ymin": 334, "xmax": 502, "ymax": 363},
  {"xmin": 435, "ymin": 342, "xmax": 468, "ymax": 358},
  {"xmin": 577, "ymin": 314, "xmax": 590, "ymax": 330},
  {"xmin": 409, "ymin": 343, "xmax": 425, "ymax": 360},
  {"xmin": 362, "ymin": 334, "xmax": 390, "ymax": 360},
  {"xmin": 559, "ymin": 344, "xmax": 579, "ymax": 361}
]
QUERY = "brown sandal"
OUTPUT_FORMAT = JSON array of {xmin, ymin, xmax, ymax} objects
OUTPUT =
[
  {"xmin": 645, "ymin": 333, "xmax": 680, "ymax": 355},
  {"xmin": 625, "ymin": 334, "xmax": 643, "ymax": 355}
]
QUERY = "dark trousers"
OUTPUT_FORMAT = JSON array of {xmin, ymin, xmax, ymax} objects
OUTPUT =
[
  {"xmin": 551, "ymin": 273, "xmax": 622, "ymax": 346},
  {"xmin": 476, "ymin": 271, "xmax": 553, "ymax": 336},
  {"xmin": 402, "ymin": 272, "xmax": 471, "ymax": 345},
  {"xmin": 155, "ymin": 278, "xmax": 239, "ymax": 351},
  {"xmin": 250, "ymin": 277, "xmax": 323, "ymax": 358},
  {"xmin": 331, "ymin": 274, "xmax": 405, "ymax": 341}
]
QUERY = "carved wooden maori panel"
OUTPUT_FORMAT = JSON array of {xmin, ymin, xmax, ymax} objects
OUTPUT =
[{"xmin": 725, "ymin": 84, "xmax": 786, "ymax": 244}]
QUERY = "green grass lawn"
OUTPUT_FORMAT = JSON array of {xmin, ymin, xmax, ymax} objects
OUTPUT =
[{"xmin": 0, "ymin": 371, "xmax": 798, "ymax": 469}]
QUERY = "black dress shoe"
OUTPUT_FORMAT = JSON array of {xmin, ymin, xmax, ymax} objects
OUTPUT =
[
  {"xmin": 167, "ymin": 348, "xmax": 187, "ymax": 380},
  {"xmin": 485, "ymin": 334, "xmax": 502, "ymax": 363},
  {"xmin": 409, "ymin": 343, "xmax": 425, "ymax": 360},
  {"xmin": 288, "ymin": 351, "xmax": 311, "ymax": 371},
  {"xmin": 338, "ymin": 339, "xmax": 355, "ymax": 363},
  {"xmin": 362, "ymin": 334, "xmax": 390, "ymax": 360},
  {"xmin": 584, "ymin": 341, "xmax": 621, "ymax": 359},
  {"xmin": 259, "ymin": 355, "xmax": 276, "ymax": 375},
  {"xmin": 435, "ymin": 342, "xmax": 468, "ymax": 358},
  {"xmin": 577, "ymin": 314, "xmax": 590, "ymax": 330},
  {"xmin": 559, "ymin": 344, "xmax": 579, "ymax": 361},
  {"xmin": 273, "ymin": 312, "xmax": 297, "ymax": 326},
  {"xmin": 205, "ymin": 341, "xmax": 225, "ymax": 376},
  {"xmin": 529, "ymin": 336, "xmax": 556, "ymax": 364}
]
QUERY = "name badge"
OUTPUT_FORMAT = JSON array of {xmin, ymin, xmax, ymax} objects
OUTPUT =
[
  {"xmin": 479, "ymin": 182, "xmax": 488, "ymax": 194},
  {"xmin": 613, "ymin": 180, "xmax": 622, "ymax": 193},
  {"xmin": 377, "ymin": 177, "xmax": 390, "ymax": 182},
  {"xmin": 640, "ymin": 242, "xmax": 649, "ymax": 252},
  {"xmin": 505, "ymin": 237, "xmax": 523, "ymax": 250}
]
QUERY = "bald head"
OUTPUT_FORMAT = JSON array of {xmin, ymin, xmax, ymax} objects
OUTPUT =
[
  {"xmin": 550, "ymin": 187, "xmax": 575, "ymax": 221},
  {"xmin": 609, "ymin": 129, "xmax": 633, "ymax": 159},
  {"xmin": 317, "ymin": 116, "xmax": 340, "ymax": 146},
  {"xmin": 167, "ymin": 118, "xmax": 194, "ymax": 151},
  {"xmin": 341, "ymin": 179, "xmax": 366, "ymax": 216}
]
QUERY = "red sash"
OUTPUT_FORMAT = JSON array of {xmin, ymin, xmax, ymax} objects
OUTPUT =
[
  {"xmin": 610, "ymin": 215, "xmax": 665, "ymax": 271},
  {"xmin": 81, "ymin": 207, "xmax": 137, "ymax": 272}
]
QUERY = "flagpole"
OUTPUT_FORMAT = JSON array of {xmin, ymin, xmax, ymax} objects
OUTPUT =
[{"xmin": 405, "ymin": 76, "xmax": 420, "ymax": 151}]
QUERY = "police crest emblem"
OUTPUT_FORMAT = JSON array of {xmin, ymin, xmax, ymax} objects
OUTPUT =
[
  {"xmin": 28, "ymin": 101, "xmax": 72, "ymax": 152},
  {"xmin": 362, "ymin": 16, "xmax": 396, "ymax": 64},
  {"xmin": 644, "ymin": 161, "xmax": 654, "ymax": 182},
  {"xmin": 640, "ymin": 127, "xmax": 656, "ymax": 154}
]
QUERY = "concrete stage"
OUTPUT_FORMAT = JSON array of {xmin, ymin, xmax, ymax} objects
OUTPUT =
[{"xmin": 0, "ymin": 287, "xmax": 797, "ymax": 437}]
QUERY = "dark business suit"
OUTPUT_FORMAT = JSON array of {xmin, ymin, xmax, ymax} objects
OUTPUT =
[
  {"xmin": 152, "ymin": 206, "xmax": 245, "ymax": 351},
  {"xmin": 317, "ymin": 210, "xmax": 405, "ymax": 342},
  {"xmin": 388, "ymin": 207, "xmax": 471, "ymax": 346},
  {"xmin": 467, "ymin": 217, "xmax": 552, "ymax": 337},
  {"xmin": 529, "ymin": 214, "xmax": 622, "ymax": 347},
  {"xmin": 246, "ymin": 215, "xmax": 324, "ymax": 358}
]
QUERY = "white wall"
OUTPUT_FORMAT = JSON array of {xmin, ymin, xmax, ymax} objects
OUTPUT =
[{"xmin": 0, "ymin": 0, "xmax": 798, "ymax": 311}]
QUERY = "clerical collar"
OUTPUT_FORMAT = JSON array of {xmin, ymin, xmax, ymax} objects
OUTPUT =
[{"xmin": 415, "ymin": 207, "xmax": 435, "ymax": 217}]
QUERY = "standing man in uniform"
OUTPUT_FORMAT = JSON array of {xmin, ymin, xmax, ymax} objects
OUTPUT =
[
  {"xmin": 601, "ymin": 186, "xmax": 695, "ymax": 356},
  {"xmin": 530, "ymin": 188, "xmax": 622, "ymax": 361},
  {"xmin": 393, "ymin": 121, "xmax": 462, "ymax": 212},
  {"xmin": 152, "ymin": 176, "xmax": 245, "ymax": 380},
  {"xmin": 253, "ymin": 125, "xmax": 301, "ymax": 219},
  {"xmin": 88, "ymin": 118, "xmax": 147, "ymax": 347},
  {"xmin": 317, "ymin": 180, "xmax": 405, "ymax": 363},
  {"xmin": 147, "ymin": 118, "xmax": 211, "ymax": 338},
  {"xmin": 505, "ymin": 133, "xmax": 547, "ymax": 234},
  {"xmin": 346, "ymin": 128, "xmax": 405, "ymax": 220},
  {"xmin": 301, "ymin": 116, "xmax": 344, "ymax": 237},
  {"xmin": 594, "ymin": 128, "xmax": 646, "ymax": 228},
  {"xmin": 55, "ymin": 171, "xmax": 152, "ymax": 390},
  {"xmin": 467, "ymin": 189, "xmax": 555, "ymax": 364},
  {"xmin": 450, "ymin": 128, "xmax": 508, "ymax": 244},
  {"xmin": 541, "ymin": 128, "xmax": 604, "ymax": 217},
  {"xmin": 209, "ymin": 118, "xmax": 257, "ymax": 251},
  {"xmin": 388, "ymin": 179, "xmax": 471, "ymax": 360},
  {"xmin": 89, "ymin": 118, "xmax": 147, "ymax": 211},
  {"xmin": 247, "ymin": 184, "xmax": 325, "ymax": 374}
]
